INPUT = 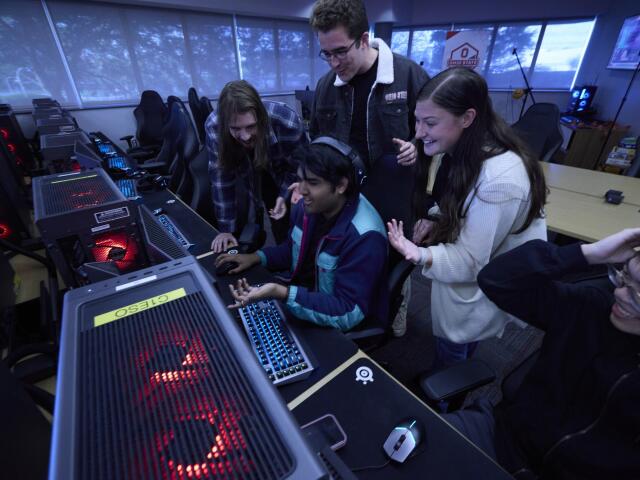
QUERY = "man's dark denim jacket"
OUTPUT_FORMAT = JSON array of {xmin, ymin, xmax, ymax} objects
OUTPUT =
[{"xmin": 309, "ymin": 38, "xmax": 429, "ymax": 168}]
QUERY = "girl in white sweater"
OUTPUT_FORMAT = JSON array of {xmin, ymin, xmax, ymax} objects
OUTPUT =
[{"xmin": 388, "ymin": 67, "xmax": 548, "ymax": 369}]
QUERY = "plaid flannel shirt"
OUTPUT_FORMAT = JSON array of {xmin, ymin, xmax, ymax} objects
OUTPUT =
[{"xmin": 206, "ymin": 100, "xmax": 306, "ymax": 233}]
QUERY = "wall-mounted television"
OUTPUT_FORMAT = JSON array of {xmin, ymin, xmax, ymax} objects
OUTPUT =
[{"xmin": 608, "ymin": 14, "xmax": 640, "ymax": 69}]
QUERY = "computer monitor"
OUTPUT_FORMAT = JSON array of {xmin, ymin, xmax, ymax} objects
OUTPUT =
[{"xmin": 566, "ymin": 85, "xmax": 597, "ymax": 115}]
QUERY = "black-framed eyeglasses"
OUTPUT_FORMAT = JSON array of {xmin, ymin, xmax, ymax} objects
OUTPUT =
[
  {"xmin": 608, "ymin": 260, "xmax": 640, "ymax": 311},
  {"xmin": 319, "ymin": 39, "xmax": 358, "ymax": 62}
]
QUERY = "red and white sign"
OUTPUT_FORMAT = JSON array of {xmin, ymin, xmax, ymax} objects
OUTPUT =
[{"xmin": 443, "ymin": 30, "xmax": 491, "ymax": 72}]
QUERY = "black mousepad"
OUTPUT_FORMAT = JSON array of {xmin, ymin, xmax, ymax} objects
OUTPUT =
[{"xmin": 292, "ymin": 357, "xmax": 512, "ymax": 479}]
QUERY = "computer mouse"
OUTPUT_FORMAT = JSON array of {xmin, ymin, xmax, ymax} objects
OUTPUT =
[
  {"xmin": 382, "ymin": 418, "xmax": 424, "ymax": 463},
  {"xmin": 215, "ymin": 260, "xmax": 238, "ymax": 276}
]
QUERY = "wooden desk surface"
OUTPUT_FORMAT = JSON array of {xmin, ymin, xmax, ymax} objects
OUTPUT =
[
  {"xmin": 546, "ymin": 187, "xmax": 640, "ymax": 242},
  {"xmin": 542, "ymin": 162, "xmax": 640, "ymax": 207}
]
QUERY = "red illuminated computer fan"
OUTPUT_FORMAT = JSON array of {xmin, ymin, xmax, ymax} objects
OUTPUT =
[
  {"xmin": 0, "ymin": 222, "xmax": 12, "ymax": 239},
  {"xmin": 131, "ymin": 331, "xmax": 253, "ymax": 479},
  {"xmin": 91, "ymin": 231, "xmax": 139, "ymax": 271}
]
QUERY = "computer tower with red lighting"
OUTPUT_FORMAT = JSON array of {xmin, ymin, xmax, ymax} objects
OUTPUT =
[
  {"xmin": 33, "ymin": 168, "xmax": 147, "ymax": 287},
  {"xmin": 0, "ymin": 140, "xmax": 31, "ymax": 243},
  {"xmin": 52, "ymin": 256, "xmax": 326, "ymax": 480},
  {"xmin": 0, "ymin": 103, "xmax": 35, "ymax": 172}
]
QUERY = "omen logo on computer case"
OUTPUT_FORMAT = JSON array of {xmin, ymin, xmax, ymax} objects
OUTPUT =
[
  {"xmin": 33, "ymin": 168, "xmax": 147, "ymax": 287},
  {"xmin": 51, "ymin": 257, "xmax": 326, "ymax": 480}
]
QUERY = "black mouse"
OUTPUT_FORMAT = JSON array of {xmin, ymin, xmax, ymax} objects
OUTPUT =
[
  {"xmin": 382, "ymin": 418, "xmax": 425, "ymax": 463},
  {"xmin": 215, "ymin": 260, "xmax": 238, "ymax": 276}
]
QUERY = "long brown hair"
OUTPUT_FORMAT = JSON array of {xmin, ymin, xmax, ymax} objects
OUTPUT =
[
  {"xmin": 416, "ymin": 67, "xmax": 547, "ymax": 244},
  {"xmin": 217, "ymin": 80, "xmax": 270, "ymax": 171}
]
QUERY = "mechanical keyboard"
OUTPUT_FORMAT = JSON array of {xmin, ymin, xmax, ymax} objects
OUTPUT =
[
  {"xmin": 115, "ymin": 178, "xmax": 139, "ymax": 199},
  {"xmin": 107, "ymin": 156, "xmax": 128, "ymax": 170},
  {"xmin": 238, "ymin": 299, "xmax": 314, "ymax": 386},
  {"xmin": 156, "ymin": 214, "xmax": 194, "ymax": 250},
  {"xmin": 96, "ymin": 142, "xmax": 116, "ymax": 155}
]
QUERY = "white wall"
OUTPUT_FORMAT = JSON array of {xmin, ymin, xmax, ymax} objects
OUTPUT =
[
  {"xmin": 16, "ymin": 107, "xmax": 137, "ymax": 150},
  {"xmin": 490, "ymin": 91, "xmax": 569, "ymax": 125},
  {"xmin": 16, "ymin": 94, "xmax": 300, "ymax": 150}
]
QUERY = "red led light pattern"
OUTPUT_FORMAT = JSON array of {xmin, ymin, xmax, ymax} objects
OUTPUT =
[
  {"xmin": 135, "ymin": 333, "xmax": 210, "ymax": 405},
  {"xmin": 0, "ymin": 128, "xmax": 8, "ymax": 139},
  {"xmin": 149, "ymin": 337, "xmax": 210, "ymax": 387},
  {"xmin": 131, "ymin": 332, "xmax": 253, "ymax": 479},
  {"xmin": 69, "ymin": 188, "xmax": 103, "ymax": 209},
  {"xmin": 155, "ymin": 399, "xmax": 252, "ymax": 479}
]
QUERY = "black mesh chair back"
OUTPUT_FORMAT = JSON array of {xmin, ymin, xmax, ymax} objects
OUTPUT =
[
  {"xmin": 144, "ymin": 101, "xmax": 182, "ymax": 177},
  {"xmin": 133, "ymin": 90, "xmax": 167, "ymax": 148},
  {"xmin": 165, "ymin": 97, "xmax": 200, "ymax": 203},
  {"xmin": 345, "ymin": 259, "xmax": 414, "ymax": 351},
  {"xmin": 188, "ymin": 87, "xmax": 208, "ymax": 145},
  {"xmin": 162, "ymin": 96, "xmax": 200, "ymax": 203},
  {"xmin": 511, "ymin": 103, "xmax": 563, "ymax": 163},
  {"xmin": 188, "ymin": 148, "xmax": 217, "ymax": 227},
  {"xmin": 201, "ymin": 96, "xmax": 213, "ymax": 117}
]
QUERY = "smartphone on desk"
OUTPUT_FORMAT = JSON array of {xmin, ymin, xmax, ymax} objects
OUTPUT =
[{"xmin": 301, "ymin": 413, "xmax": 347, "ymax": 451}]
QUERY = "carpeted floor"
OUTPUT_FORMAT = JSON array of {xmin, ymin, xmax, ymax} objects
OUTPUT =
[{"xmin": 368, "ymin": 268, "xmax": 544, "ymax": 406}]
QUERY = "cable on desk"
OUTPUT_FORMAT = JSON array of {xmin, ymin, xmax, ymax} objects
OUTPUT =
[
  {"xmin": 349, "ymin": 446, "xmax": 428, "ymax": 473},
  {"xmin": 349, "ymin": 459, "xmax": 391, "ymax": 473}
]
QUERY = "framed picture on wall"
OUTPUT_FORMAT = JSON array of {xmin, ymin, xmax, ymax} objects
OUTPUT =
[{"xmin": 608, "ymin": 14, "xmax": 640, "ymax": 69}]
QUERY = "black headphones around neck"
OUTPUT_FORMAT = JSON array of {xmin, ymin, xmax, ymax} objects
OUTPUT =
[{"xmin": 311, "ymin": 136, "xmax": 368, "ymax": 187}]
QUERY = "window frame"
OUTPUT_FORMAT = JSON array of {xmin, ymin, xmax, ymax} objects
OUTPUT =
[
  {"xmin": 391, "ymin": 16, "xmax": 596, "ymax": 92},
  {"xmin": 3, "ymin": 0, "xmax": 321, "ymax": 111}
]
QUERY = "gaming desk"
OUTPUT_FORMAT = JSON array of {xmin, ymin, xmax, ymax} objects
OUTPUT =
[
  {"xmin": 545, "ymin": 187, "xmax": 640, "ymax": 243},
  {"xmin": 542, "ymin": 162, "xmax": 640, "ymax": 207},
  {"xmin": 139, "ymin": 189, "xmax": 512, "ymax": 479}
]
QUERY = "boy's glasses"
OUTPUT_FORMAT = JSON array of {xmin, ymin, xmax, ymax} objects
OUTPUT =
[
  {"xmin": 608, "ymin": 261, "xmax": 640, "ymax": 311},
  {"xmin": 319, "ymin": 39, "xmax": 357, "ymax": 62}
]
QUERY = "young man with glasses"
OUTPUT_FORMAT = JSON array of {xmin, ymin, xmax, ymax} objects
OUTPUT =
[
  {"xmin": 308, "ymin": 0, "xmax": 429, "ymax": 336},
  {"xmin": 441, "ymin": 227, "xmax": 640, "ymax": 479}
]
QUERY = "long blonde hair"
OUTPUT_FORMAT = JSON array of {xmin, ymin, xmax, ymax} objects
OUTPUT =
[{"xmin": 217, "ymin": 80, "xmax": 269, "ymax": 171}]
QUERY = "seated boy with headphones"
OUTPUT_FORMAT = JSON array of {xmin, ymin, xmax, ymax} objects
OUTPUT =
[{"xmin": 214, "ymin": 137, "xmax": 389, "ymax": 331}]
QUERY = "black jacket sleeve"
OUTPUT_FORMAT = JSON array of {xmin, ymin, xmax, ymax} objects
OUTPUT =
[{"xmin": 477, "ymin": 240, "xmax": 591, "ymax": 331}]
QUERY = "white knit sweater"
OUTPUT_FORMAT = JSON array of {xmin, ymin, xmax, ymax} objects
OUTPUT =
[{"xmin": 419, "ymin": 150, "xmax": 547, "ymax": 343}]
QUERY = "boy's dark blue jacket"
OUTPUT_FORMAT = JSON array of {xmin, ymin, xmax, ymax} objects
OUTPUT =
[{"xmin": 257, "ymin": 193, "xmax": 388, "ymax": 331}]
